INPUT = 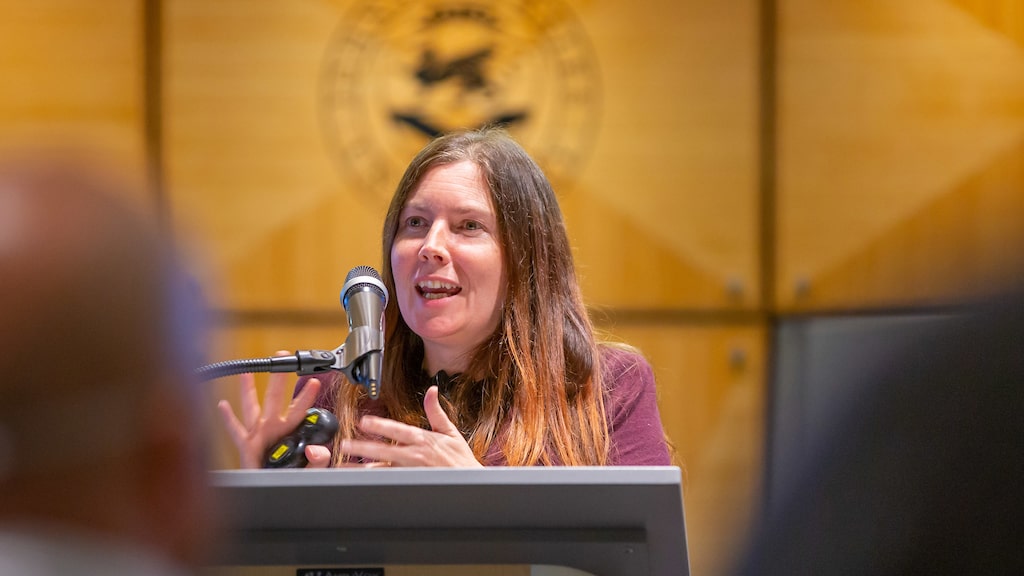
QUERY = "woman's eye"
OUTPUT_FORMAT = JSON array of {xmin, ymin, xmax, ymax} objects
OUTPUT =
[
  {"xmin": 464, "ymin": 220, "xmax": 482, "ymax": 231},
  {"xmin": 407, "ymin": 216, "xmax": 426, "ymax": 228}
]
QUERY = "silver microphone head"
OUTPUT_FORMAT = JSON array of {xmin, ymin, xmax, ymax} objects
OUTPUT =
[
  {"xmin": 341, "ymin": 265, "xmax": 388, "ymax": 310},
  {"xmin": 338, "ymin": 265, "xmax": 387, "ymax": 399}
]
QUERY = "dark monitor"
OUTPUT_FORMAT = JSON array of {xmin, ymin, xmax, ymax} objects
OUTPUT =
[
  {"xmin": 208, "ymin": 467, "xmax": 689, "ymax": 576},
  {"xmin": 768, "ymin": 312, "xmax": 953, "ymax": 505}
]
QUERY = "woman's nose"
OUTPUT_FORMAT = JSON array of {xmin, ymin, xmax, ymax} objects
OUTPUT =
[{"xmin": 418, "ymin": 223, "xmax": 449, "ymax": 263}]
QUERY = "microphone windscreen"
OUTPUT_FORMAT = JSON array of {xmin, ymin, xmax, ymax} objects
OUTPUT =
[
  {"xmin": 341, "ymin": 265, "xmax": 387, "ymax": 309},
  {"xmin": 346, "ymin": 265, "xmax": 381, "ymax": 283}
]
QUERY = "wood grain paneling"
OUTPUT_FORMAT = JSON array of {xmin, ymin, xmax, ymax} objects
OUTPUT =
[
  {"xmin": 163, "ymin": 0, "xmax": 381, "ymax": 310},
  {"xmin": 164, "ymin": 0, "xmax": 760, "ymax": 312},
  {"xmin": 0, "ymin": 0, "xmax": 147, "ymax": 193},
  {"xmin": 777, "ymin": 0, "xmax": 1024, "ymax": 310},
  {"xmin": 794, "ymin": 137, "xmax": 1024, "ymax": 308},
  {"xmin": 949, "ymin": 0, "xmax": 1024, "ymax": 46},
  {"xmin": 576, "ymin": 0, "xmax": 760, "ymax": 310}
]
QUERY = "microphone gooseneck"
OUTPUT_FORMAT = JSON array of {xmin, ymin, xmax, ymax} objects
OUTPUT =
[{"xmin": 194, "ymin": 350, "xmax": 337, "ymax": 381}]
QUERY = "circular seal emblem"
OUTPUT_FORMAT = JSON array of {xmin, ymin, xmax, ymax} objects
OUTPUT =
[{"xmin": 319, "ymin": 0, "xmax": 602, "ymax": 204}]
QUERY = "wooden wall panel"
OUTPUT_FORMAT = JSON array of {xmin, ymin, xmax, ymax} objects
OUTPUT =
[
  {"xmin": 798, "ymin": 138, "xmax": 1024, "ymax": 307},
  {"xmin": 164, "ymin": 0, "xmax": 381, "ymax": 311},
  {"xmin": 164, "ymin": 0, "xmax": 760, "ymax": 313},
  {"xmin": 0, "ymin": 0, "xmax": 147, "ymax": 194},
  {"xmin": 575, "ymin": 0, "xmax": 760, "ymax": 310},
  {"xmin": 777, "ymin": 0, "xmax": 1024, "ymax": 310},
  {"xmin": 949, "ymin": 0, "xmax": 1024, "ymax": 45}
]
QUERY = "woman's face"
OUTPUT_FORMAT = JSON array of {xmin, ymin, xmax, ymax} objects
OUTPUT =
[{"xmin": 390, "ymin": 160, "xmax": 507, "ymax": 372}]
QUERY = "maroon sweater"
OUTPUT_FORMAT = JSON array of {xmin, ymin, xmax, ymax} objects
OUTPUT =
[
  {"xmin": 302, "ymin": 345, "xmax": 672, "ymax": 466},
  {"xmin": 595, "ymin": 345, "xmax": 673, "ymax": 466}
]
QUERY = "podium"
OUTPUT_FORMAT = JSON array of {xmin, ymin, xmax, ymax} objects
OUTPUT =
[{"xmin": 207, "ymin": 467, "xmax": 689, "ymax": 576}]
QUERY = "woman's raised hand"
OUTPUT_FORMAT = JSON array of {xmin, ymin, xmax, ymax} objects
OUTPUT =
[
  {"xmin": 216, "ymin": 350, "xmax": 328, "ymax": 469},
  {"xmin": 338, "ymin": 386, "xmax": 482, "ymax": 467}
]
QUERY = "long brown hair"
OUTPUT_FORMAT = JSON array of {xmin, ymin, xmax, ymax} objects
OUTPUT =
[{"xmin": 330, "ymin": 128, "xmax": 608, "ymax": 465}]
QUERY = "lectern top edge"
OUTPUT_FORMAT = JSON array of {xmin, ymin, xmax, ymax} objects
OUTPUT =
[{"xmin": 210, "ymin": 465, "xmax": 683, "ymax": 488}]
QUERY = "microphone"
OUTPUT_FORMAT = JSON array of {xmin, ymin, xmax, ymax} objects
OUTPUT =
[
  {"xmin": 337, "ymin": 265, "xmax": 388, "ymax": 399},
  {"xmin": 194, "ymin": 265, "xmax": 388, "ymax": 400}
]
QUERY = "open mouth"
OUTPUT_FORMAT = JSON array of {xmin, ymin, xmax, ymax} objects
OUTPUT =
[{"xmin": 416, "ymin": 279, "xmax": 463, "ymax": 300}]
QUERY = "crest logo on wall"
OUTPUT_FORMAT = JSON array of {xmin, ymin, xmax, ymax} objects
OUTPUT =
[{"xmin": 319, "ymin": 0, "xmax": 601, "ymax": 203}]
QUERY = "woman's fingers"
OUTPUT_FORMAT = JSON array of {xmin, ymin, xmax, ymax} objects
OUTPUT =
[
  {"xmin": 216, "ymin": 353, "xmax": 323, "ymax": 469},
  {"xmin": 357, "ymin": 415, "xmax": 426, "ymax": 446},
  {"xmin": 238, "ymin": 373, "xmax": 260, "ymax": 430},
  {"xmin": 304, "ymin": 444, "xmax": 332, "ymax": 468},
  {"xmin": 423, "ymin": 386, "xmax": 459, "ymax": 437},
  {"xmin": 355, "ymin": 387, "xmax": 455, "ymax": 444},
  {"xmin": 217, "ymin": 397, "xmax": 264, "ymax": 469},
  {"xmin": 261, "ymin": 351, "xmax": 294, "ymax": 418},
  {"xmin": 344, "ymin": 392, "xmax": 480, "ymax": 467},
  {"xmin": 339, "ymin": 438, "xmax": 405, "ymax": 465},
  {"xmin": 225, "ymin": 378, "xmax": 478, "ymax": 469},
  {"xmin": 293, "ymin": 377, "xmax": 321, "ymax": 413},
  {"xmin": 216, "ymin": 399, "xmax": 246, "ymax": 447},
  {"xmin": 282, "ymin": 377, "xmax": 321, "ymax": 429}
]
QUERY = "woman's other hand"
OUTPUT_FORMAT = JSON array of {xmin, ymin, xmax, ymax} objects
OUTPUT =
[
  {"xmin": 338, "ymin": 386, "xmax": 482, "ymax": 467},
  {"xmin": 216, "ymin": 351, "xmax": 326, "ymax": 469}
]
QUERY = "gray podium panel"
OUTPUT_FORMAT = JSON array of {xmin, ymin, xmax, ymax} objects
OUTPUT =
[{"xmin": 208, "ymin": 467, "xmax": 689, "ymax": 576}]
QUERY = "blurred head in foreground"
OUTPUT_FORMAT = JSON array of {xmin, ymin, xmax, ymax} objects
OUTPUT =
[{"xmin": 0, "ymin": 155, "xmax": 212, "ymax": 573}]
